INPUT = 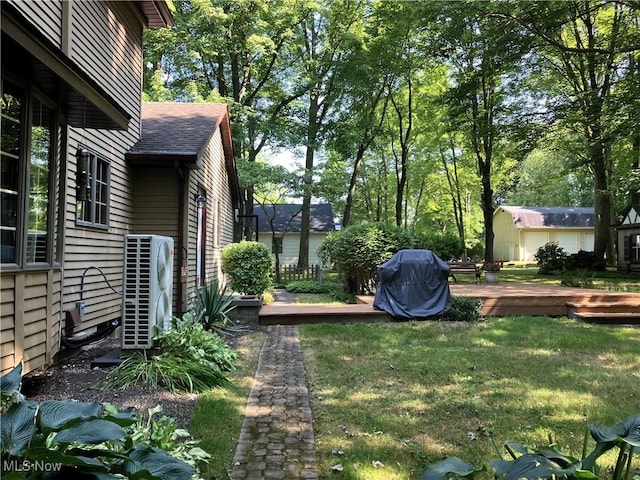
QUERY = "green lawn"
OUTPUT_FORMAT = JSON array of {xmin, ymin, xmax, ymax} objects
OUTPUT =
[
  {"xmin": 188, "ymin": 330, "xmax": 265, "ymax": 480},
  {"xmin": 469, "ymin": 266, "xmax": 640, "ymax": 293},
  {"xmin": 299, "ymin": 318, "xmax": 640, "ymax": 480}
]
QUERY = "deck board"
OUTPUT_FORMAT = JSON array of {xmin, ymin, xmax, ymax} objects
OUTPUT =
[{"xmin": 259, "ymin": 284, "xmax": 640, "ymax": 325}]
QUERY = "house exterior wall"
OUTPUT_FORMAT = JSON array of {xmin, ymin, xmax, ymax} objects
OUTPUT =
[
  {"xmin": 185, "ymin": 128, "xmax": 236, "ymax": 310},
  {"xmin": 62, "ymin": 1, "xmax": 143, "ymax": 337},
  {"xmin": 1, "ymin": 1, "xmax": 149, "ymax": 374},
  {"xmin": 258, "ymin": 233, "xmax": 326, "ymax": 266},
  {"xmin": 131, "ymin": 167, "xmax": 181, "ymax": 310},
  {"xmin": 9, "ymin": 1, "xmax": 63, "ymax": 47}
]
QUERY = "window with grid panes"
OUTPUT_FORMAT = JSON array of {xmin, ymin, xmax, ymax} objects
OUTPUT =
[
  {"xmin": 76, "ymin": 149, "xmax": 109, "ymax": 228},
  {"xmin": 1, "ymin": 77, "xmax": 57, "ymax": 266}
]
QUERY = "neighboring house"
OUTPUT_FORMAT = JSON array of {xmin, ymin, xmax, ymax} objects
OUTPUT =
[
  {"xmin": 126, "ymin": 102, "xmax": 240, "ymax": 313},
  {"xmin": 254, "ymin": 204, "xmax": 335, "ymax": 266},
  {"xmin": 0, "ymin": 2, "xmax": 238, "ymax": 375},
  {"xmin": 615, "ymin": 203, "xmax": 640, "ymax": 274},
  {"xmin": 493, "ymin": 206, "xmax": 595, "ymax": 261}
]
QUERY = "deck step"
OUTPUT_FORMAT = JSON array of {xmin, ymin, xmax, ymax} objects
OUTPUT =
[
  {"xmin": 566, "ymin": 301, "xmax": 640, "ymax": 312},
  {"xmin": 259, "ymin": 304, "xmax": 394, "ymax": 325},
  {"xmin": 572, "ymin": 312, "xmax": 640, "ymax": 325}
]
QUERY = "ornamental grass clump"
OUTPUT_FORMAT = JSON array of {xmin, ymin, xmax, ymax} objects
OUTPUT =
[{"xmin": 95, "ymin": 314, "xmax": 239, "ymax": 393}]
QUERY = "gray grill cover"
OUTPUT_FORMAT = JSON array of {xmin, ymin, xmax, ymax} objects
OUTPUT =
[{"xmin": 373, "ymin": 249, "xmax": 451, "ymax": 319}]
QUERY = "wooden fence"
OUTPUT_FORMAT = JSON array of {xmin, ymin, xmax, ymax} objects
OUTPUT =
[{"xmin": 278, "ymin": 264, "xmax": 323, "ymax": 282}]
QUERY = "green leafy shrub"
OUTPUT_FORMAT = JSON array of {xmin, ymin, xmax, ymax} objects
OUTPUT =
[
  {"xmin": 1, "ymin": 364, "xmax": 198, "ymax": 480},
  {"xmin": 414, "ymin": 232, "xmax": 464, "ymax": 261},
  {"xmin": 319, "ymin": 222, "xmax": 412, "ymax": 294},
  {"xmin": 534, "ymin": 241, "xmax": 568, "ymax": 275},
  {"xmin": 420, "ymin": 413, "xmax": 640, "ymax": 480},
  {"xmin": 96, "ymin": 315, "xmax": 239, "ymax": 393},
  {"xmin": 221, "ymin": 241, "xmax": 273, "ymax": 295},
  {"xmin": 565, "ymin": 250, "xmax": 606, "ymax": 271},
  {"xmin": 446, "ymin": 296, "xmax": 484, "ymax": 322},
  {"xmin": 125, "ymin": 404, "xmax": 211, "ymax": 476},
  {"xmin": 285, "ymin": 280, "xmax": 341, "ymax": 294}
]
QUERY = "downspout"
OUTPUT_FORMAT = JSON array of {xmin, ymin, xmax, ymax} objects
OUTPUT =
[
  {"xmin": 175, "ymin": 162, "xmax": 186, "ymax": 317},
  {"xmin": 56, "ymin": 119, "xmax": 69, "ymax": 354}
]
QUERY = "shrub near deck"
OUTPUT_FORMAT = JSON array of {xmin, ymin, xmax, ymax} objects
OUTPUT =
[{"xmin": 299, "ymin": 319, "xmax": 640, "ymax": 480}]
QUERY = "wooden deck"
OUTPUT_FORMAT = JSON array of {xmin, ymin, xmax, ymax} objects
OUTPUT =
[{"xmin": 259, "ymin": 283, "xmax": 640, "ymax": 325}]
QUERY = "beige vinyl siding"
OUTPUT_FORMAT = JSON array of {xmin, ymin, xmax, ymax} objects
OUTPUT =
[
  {"xmin": 1, "ymin": 275, "xmax": 17, "ymax": 372},
  {"xmin": 1, "ymin": 270, "xmax": 61, "ymax": 374},
  {"xmin": 70, "ymin": 2, "xmax": 143, "ymax": 116},
  {"xmin": 7, "ymin": 1, "xmax": 63, "ymax": 48},
  {"xmin": 61, "ymin": 2, "xmax": 144, "ymax": 336},
  {"xmin": 132, "ymin": 167, "xmax": 180, "ymax": 310},
  {"xmin": 184, "ymin": 128, "xmax": 235, "ymax": 309},
  {"xmin": 3, "ymin": 0, "xmax": 149, "ymax": 375}
]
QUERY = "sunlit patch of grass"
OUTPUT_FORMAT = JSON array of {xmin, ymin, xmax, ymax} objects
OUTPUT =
[
  {"xmin": 300, "ymin": 319, "xmax": 640, "ymax": 480},
  {"xmin": 295, "ymin": 292, "xmax": 344, "ymax": 304},
  {"xmin": 188, "ymin": 330, "xmax": 265, "ymax": 480}
]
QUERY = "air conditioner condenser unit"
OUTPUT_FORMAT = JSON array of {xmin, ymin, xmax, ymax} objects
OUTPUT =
[{"xmin": 121, "ymin": 234, "xmax": 174, "ymax": 349}]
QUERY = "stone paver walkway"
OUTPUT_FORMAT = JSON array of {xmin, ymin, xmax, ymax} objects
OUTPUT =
[{"xmin": 228, "ymin": 324, "xmax": 319, "ymax": 479}]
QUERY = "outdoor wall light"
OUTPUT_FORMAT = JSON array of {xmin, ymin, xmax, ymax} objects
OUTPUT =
[
  {"xmin": 75, "ymin": 147, "xmax": 91, "ymax": 201},
  {"xmin": 193, "ymin": 193, "xmax": 207, "ymax": 208}
]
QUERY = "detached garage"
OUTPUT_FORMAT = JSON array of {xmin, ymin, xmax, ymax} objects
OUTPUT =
[{"xmin": 493, "ymin": 206, "xmax": 595, "ymax": 262}]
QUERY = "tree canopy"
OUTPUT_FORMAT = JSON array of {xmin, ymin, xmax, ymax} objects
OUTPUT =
[{"xmin": 144, "ymin": 0, "xmax": 640, "ymax": 264}]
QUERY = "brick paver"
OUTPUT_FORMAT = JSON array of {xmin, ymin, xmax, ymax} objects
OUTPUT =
[{"xmin": 228, "ymin": 324, "xmax": 319, "ymax": 479}]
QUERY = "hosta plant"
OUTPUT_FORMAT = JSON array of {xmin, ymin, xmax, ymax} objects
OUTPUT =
[
  {"xmin": 420, "ymin": 413, "xmax": 640, "ymax": 480},
  {"xmin": 1, "ymin": 363, "xmax": 199, "ymax": 480}
]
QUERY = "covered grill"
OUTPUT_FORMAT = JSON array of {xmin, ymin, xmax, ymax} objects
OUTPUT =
[{"xmin": 373, "ymin": 249, "xmax": 451, "ymax": 319}]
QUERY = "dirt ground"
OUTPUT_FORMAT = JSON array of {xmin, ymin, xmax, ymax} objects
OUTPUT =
[{"xmin": 20, "ymin": 339, "xmax": 198, "ymax": 428}]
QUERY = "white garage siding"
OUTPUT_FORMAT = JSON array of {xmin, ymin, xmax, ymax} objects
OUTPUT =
[
  {"xmin": 523, "ymin": 231, "xmax": 549, "ymax": 261},
  {"xmin": 555, "ymin": 232, "xmax": 580, "ymax": 254}
]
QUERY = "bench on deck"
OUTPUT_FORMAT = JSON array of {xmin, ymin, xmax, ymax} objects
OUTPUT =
[{"xmin": 447, "ymin": 262, "xmax": 481, "ymax": 284}]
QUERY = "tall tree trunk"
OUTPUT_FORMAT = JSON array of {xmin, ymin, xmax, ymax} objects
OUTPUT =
[
  {"xmin": 298, "ymin": 93, "xmax": 320, "ymax": 268},
  {"xmin": 592, "ymin": 136, "xmax": 612, "ymax": 262},
  {"xmin": 343, "ymin": 143, "xmax": 366, "ymax": 228}
]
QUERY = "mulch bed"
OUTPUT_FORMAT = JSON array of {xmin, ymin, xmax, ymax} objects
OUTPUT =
[{"xmin": 20, "ymin": 339, "xmax": 197, "ymax": 428}]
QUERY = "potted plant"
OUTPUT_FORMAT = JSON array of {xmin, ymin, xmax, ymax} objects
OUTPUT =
[{"xmin": 480, "ymin": 260, "xmax": 501, "ymax": 283}]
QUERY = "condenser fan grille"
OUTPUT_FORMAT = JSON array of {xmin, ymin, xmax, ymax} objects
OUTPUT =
[{"xmin": 122, "ymin": 235, "xmax": 174, "ymax": 349}]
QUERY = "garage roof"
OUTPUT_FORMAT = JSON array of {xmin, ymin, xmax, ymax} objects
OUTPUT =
[{"xmin": 497, "ymin": 206, "xmax": 595, "ymax": 228}]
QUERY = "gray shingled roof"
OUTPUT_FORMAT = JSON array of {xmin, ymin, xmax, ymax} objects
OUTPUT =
[
  {"xmin": 497, "ymin": 206, "xmax": 595, "ymax": 228},
  {"xmin": 254, "ymin": 204, "xmax": 335, "ymax": 233},
  {"xmin": 127, "ymin": 102, "xmax": 230, "ymax": 161}
]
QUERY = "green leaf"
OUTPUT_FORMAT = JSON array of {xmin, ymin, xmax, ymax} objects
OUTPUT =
[
  {"xmin": 497, "ymin": 453, "xmax": 579, "ymax": 480},
  {"xmin": 52, "ymin": 419, "xmax": 126, "ymax": 445},
  {"xmin": 37, "ymin": 400, "xmax": 101, "ymax": 432},
  {"xmin": 124, "ymin": 445, "xmax": 195, "ymax": 480},
  {"xmin": 419, "ymin": 456, "xmax": 479, "ymax": 480},
  {"xmin": 26, "ymin": 446, "xmax": 108, "ymax": 469},
  {"xmin": 590, "ymin": 413, "xmax": 640, "ymax": 447},
  {"xmin": 1, "ymin": 400, "xmax": 38, "ymax": 456},
  {"xmin": 0, "ymin": 363, "xmax": 23, "ymax": 395},
  {"xmin": 101, "ymin": 408, "xmax": 139, "ymax": 427}
]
